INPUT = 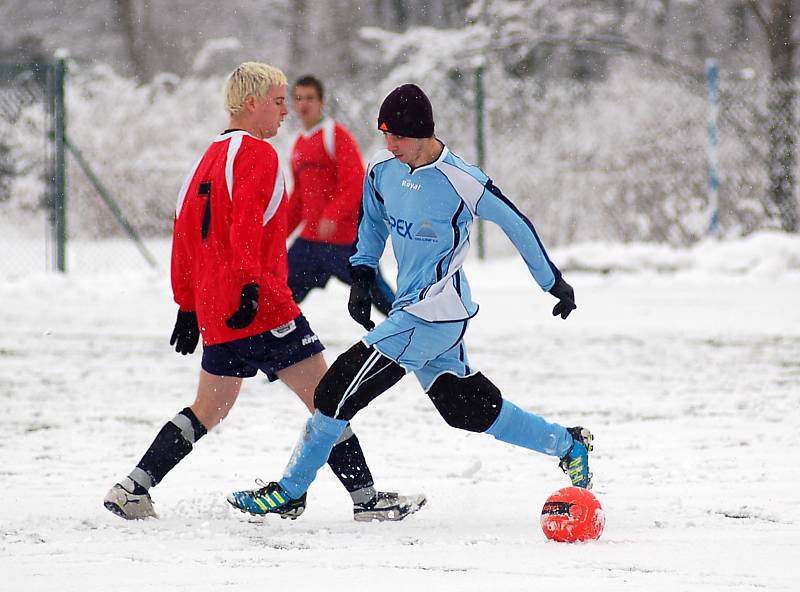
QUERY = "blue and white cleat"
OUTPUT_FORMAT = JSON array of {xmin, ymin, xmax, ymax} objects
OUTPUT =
[
  {"xmin": 559, "ymin": 426, "xmax": 593, "ymax": 489},
  {"xmin": 226, "ymin": 480, "xmax": 306, "ymax": 519}
]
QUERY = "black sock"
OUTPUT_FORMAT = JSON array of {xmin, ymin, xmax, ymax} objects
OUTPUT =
[
  {"xmin": 123, "ymin": 407, "xmax": 207, "ymax": 494},
  {"xmin": 326, "ymin": 425, "xmax": 376, "ymax": 505}
]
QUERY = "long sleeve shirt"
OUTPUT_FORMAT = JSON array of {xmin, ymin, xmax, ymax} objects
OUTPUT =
[
  {"xmin": 171, "ymin": 130, "xmax": 300, "ymax": 345},
  {"xmin": 351, "ymin": 144, "xmax": 560, "ymax": 322},
  {"xmin": 287, "ymin": 117, "xmax": 365, "ymax": 245}
]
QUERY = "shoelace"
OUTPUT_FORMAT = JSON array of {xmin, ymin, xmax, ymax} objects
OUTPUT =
[
  {"xmin": 358, "ymin": 492, "xmax": 398, "ymax": 509},
  {"xmin": 252, "ymin": 478, "xmax": 272, "ymax": 496}
]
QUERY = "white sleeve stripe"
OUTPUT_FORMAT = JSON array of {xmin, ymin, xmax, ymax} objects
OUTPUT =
[
  {"xmin": 323, "ymin": 118, "xmax": 336, "ymax": 160},
  {"xmin": 366, "ymin": 149, "xmax": 395, "ymax": 176},
  {"xmin": 175, "ymin": 155, "xmax": 203, "ymax": 217},
  {"xmin": 225, "ymin": 134, "xmax": 244, "ymax": 202},
  {"xmin": 436, "ymin": 162, "xmax": 483, "ymax": 215},
  {"xmin": 263, "ymin": 167, "xmax": 284, "ymax": 226}
]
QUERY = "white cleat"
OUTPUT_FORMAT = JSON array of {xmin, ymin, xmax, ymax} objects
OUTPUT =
[
  {"xmin": 103, "ymin": 483, "xmax": 157, "ymax": 520},
  {"xmin": 353, "ymin": 491, "xmax": 427, "ymax": 522}
]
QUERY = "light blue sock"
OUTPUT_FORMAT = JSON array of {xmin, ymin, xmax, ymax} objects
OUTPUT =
[
  {"xmin": 279, "ymin": 410, "xmax": 348, "ymax": 499},
  {"xmin": 485, "ymin": 399, "xmax": 572, "ymax": 457}
]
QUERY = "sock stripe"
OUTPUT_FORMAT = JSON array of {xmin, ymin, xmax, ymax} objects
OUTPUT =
[
  {"xmin": 350, "ymin": 485, "xmax": 377, "ymax": 505},
  {"xmin": 128, "ymin": 466, "xmax": 154, "ymax": 490},
  {"xmin": 170, "ymin": 413, "xmax": 197, "ymax": 444},
  {"xmin": 334, "ymin": 424, "xmax": 355, "ymax": 446}
]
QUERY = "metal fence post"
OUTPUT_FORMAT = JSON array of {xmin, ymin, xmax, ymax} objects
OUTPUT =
[
  {"xmin": 475, "ymin": 65, "xmax": 486, "ymax": 259},
  {"xmin": 706, "ymin": 59, "xmax": 720, "ymax": 235},
  {"xmin": 49, "ymin": 59, "xmax": 67, "ymax": 271}
]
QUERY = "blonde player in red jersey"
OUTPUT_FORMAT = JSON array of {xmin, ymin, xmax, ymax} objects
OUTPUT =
[{"xmin": 103, "ymin": 62, "xmax": 424, "ymax": 522}]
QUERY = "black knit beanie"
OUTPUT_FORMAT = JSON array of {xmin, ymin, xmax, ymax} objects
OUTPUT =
[{"xmin": 377, "ymin": 84, "xmax": 435, "ymax": 138}]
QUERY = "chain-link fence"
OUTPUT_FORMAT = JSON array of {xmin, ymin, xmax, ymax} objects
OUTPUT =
[
  {"xmin": 2, "ymin": 62, "xmax": 174, "ymax": 277},
  {"xmin": 1, "ymin": 63, "xmax": 58, "ymax": 276},
  {"xmin": 2, "ymin": 59, "xmax": 797, "ymax": 277},
  {"xmin": 330, "ymin": 60, "xmax": 799, "ymax": 254}
]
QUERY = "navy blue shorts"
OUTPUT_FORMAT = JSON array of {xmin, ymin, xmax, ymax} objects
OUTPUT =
[
  {"xmin": 201, "ymin": 315, "xmax": 325, "ymax": 381},
  {"xmin": 287, "ymin": 238, "xmax": 353, "ymax": 293},
  {"xmin": 287, "ymin": 237, "xmax": 395, "ymax": 315}
]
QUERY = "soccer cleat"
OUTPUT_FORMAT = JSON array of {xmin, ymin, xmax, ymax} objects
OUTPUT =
[
  {"xmin": 103, "ymin": 483, "xmax": 157, "ymax": 520},
  {"xmin": 559, "ymin": 426, "xmax": 593, "ymax": 489},
  {"xmin": 226, "ymin": 480, "xmax": 306, "ymax": 519},
  {"xmin": 353, "ymin": 491, "xmax": 427, "ymax": 522}
]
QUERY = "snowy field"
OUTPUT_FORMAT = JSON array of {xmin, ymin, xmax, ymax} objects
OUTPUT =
[{"xmin": 1, "ymin": 233, "xmax": 799, "ymax": 591}]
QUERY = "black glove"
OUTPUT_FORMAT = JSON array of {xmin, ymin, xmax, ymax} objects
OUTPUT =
[
  {"xmin": 348, "ymin": 266, "xmax": 375, "ymax": 330},
  {"xmin": 170, "ymin": 310, "xmax": 199, "ymax": 355},
  {"xmin": 549, "ymin": 276, "xmax": 577, "ymax": 320},
  {"xmin": 225, "ymin": 283, "xmax": 259, "ymax": 329}
]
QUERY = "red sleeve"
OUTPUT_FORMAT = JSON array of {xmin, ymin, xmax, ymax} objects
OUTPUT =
[
  {"xmin": 228, "ymin": 141, "xmax": 273, "ymax": 285},
  {"xmin": 321, "ymin": 125, "xmax": 365, "ymax": 222},
  {"xmin": 170, "ymin": 214, "xmax": 194, "ymax": 310}
]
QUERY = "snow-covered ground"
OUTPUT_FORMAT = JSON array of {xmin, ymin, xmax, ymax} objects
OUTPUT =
[{"xmin": 2, "ymin": 233, "xmax": 799, "ymax": 591}]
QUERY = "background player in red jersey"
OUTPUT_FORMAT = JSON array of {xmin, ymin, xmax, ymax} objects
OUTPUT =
[
  {"xmin": 287, "ymin": 75, "xmax": 395, "ymax": 315},
  {"xmin": 104, "ymin": 62, "xmax": 424, "ymax": 522}
]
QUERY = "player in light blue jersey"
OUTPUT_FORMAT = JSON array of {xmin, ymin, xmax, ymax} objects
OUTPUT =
[{"xmin": 228, "ymin": 84, "xmax": 593, "ymax": 521}]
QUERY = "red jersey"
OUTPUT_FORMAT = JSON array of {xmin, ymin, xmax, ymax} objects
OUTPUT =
[
  {"xmin": 171, "ymin": 130, "xmax": 300, "ymax": 346},
  {"xmin": 287, "ymin": 117, "xmax": 365, "ymax": 245}
]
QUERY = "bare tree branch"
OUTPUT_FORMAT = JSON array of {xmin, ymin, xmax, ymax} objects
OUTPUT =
[
  {"xmin": 746, "ymin": 0, "xmax": 771, "ymax": 34},
  {"xmin": 489, "ymin": 33, "xmax": 705, "ymax": 84},
  {"xmin": 484, "ymin": 32, "xmax": 770, "ymax": 167}
]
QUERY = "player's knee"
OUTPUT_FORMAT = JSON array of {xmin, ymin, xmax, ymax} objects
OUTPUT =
[
  {"xmin": 313, "ymin": 342, "xmax": 373, "ymax": 419},
  {"xmin": 313, "ymin": 371, "xmax": 341, "ymax": 417},
  {"xmin": 427, "ymin": 372, "xmax": 503, "ymax": 433}
]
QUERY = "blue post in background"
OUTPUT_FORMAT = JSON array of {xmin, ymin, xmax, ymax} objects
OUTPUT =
[{"xmin": 706, "ymin": 59, "xmax": 720, "ymax": 235}]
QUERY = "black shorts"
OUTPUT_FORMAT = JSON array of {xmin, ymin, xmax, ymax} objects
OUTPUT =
[{"xmin": 201, "ymin": 315, "xmax": 325, "ymax": 381}]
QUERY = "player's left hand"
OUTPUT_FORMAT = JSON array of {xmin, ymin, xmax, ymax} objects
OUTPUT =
[
  {"xmin": 549, "ymin": 276, "xmax": 576, "ymax": 320},
  {"xmin": 226, "ymin": 283, "xmax": 260, "ymax": 329},
  {"xmin": 317, "ymin": 218, "xmax": 337, "ymax": 239}
]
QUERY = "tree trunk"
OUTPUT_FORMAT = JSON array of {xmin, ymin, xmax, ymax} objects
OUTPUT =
[
  {"xmin": 391, "ymin": 0, "xmax": 409, "ymax": 30},
  {"xmin": 289, "ymin": 0, "xmax": 308, "ymax": 74},
  {"xmin": 114, "ymin": 0, "xmax": 149, "ymax": 82},
  {"xmin": 766, "ymin": 0, "xmax": 798, "ymax": 231},
  {"xmin": 331, "ymin": 0, "xmax": 358, "ymax": 76}
]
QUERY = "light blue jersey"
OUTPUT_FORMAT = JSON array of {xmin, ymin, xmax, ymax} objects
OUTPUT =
[{"xmin": 351, "ymin": 145, "xmax": 560, "ymax": 323}]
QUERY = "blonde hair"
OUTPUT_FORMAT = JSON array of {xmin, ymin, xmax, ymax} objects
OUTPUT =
[{"xmin": 223, "ymin": 62, "xmax": 287, "ymax": 116}]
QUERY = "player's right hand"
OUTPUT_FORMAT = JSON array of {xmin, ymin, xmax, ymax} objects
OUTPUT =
[
  {"xmin": 348, "ymin": 266, "xmax": 375, "ymax": 330},
  {"xmin": 170, "ymin": 310, "xmax": 200, "ymax": 354},
  {"xmin": 317, "ymin": 218, "xmax": 337, "ymax": 239}
]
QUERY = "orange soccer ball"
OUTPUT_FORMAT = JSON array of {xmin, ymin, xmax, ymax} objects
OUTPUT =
[{"xmin": 540, "ymin": 486, "xmax": 605, "ymax": 543}]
